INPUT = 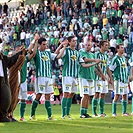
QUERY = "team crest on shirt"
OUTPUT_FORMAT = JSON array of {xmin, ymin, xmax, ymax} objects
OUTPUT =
[
  {"xmin": 71, "ymin": 55, "xmax": 77, "ymax": 61},
  {"xmin": 121, "ymin": 62, "xmax": 126, "ymax": 68},
  {"xmin": 41, "ymin": 55, "xmax": 49, "ymax": 61},
  {"xmin": 39, "ymin": 85, "xmax": 45, "ymax": 91},
  {"xmin": 102, "ymin": 60, "xmax": 106, "ymax": 66}
]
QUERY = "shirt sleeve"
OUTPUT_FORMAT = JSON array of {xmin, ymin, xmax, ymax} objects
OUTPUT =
[
  {"xmin": 51, "ymin": 53, "xmax": 57, "ymax": 60},
  {"xmin": 94, "ymin": 52, "xmax": 97, "ymax": 59},
  {"xmin": 129, "ymin": 60, "xmax": 133, "ymax": 66},
  {"xmin": 60, "ymin": 49, "xmax": 66, "ymax": 58},
  {"xmin": 129, "ymin": 53, "xmax": 133, "ymax": 66},
  {"xmin": 79, "ymin": 51, "xmax": 86, "ymax": 59},
  {"xmin": 26, "ymin": 55, "xmax": 29, "ymax": 62},
  {"xmin": 109, "ymin": 58, "xmax": 117, "ymax": 71},
  {"xmin": 79, "ymin": 57, "xmax": 84, "ymax": 63}
]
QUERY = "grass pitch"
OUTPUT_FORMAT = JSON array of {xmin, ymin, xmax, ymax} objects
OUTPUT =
[{"xmin": 0, "ymin": 104, "xmax": 132, "ymax": 133}]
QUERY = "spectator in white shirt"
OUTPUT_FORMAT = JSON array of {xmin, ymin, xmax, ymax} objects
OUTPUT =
[
  {"xmin": 25, "ymin": 31, "xmax": 30, "ymax": 48},
  {"xmin": 0, "ymin": 16, "xmax": 3, "ymax": 29},
  {"xmin": 123, "ymin": 36, "xmax": 128, "ymax": 53},
  {"xmin": 95, "ymin": 32, "xmax": 102, "ymax": 42},
  {"xmin": 109, "ymin": 25, "xmax": 115, "ymax": 40},
  {"xmin": 20, "ymin": 29, "xmax": 26, "ymax": 44},
  {"xmin": 109, "ymin": 36, "xmax": 116, "ymax": 55},
  {"xmin": 54, "ymin": 28, "xmax": 60, "ymax": 38},
  {"xmin": 122, "ymin": 11, "xmax": 128, "ymax": 30}
]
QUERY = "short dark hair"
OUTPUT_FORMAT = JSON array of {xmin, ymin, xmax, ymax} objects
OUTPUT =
[
  {"xmin": 67, "ymin": 36, "xmax": 75, "ymax": 42},
  {"xmin": 38, "ymin": 38, "xmax": 47, "ymax": 45},
  {"xmin": 116, "ymin": 44, "xmax": 123, "ymax": 50},
  {"xmin": 99, "ymin": 40, "xmax": 107, "ymax": 48}
]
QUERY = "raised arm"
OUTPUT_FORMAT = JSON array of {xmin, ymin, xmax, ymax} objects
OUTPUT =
[
  {"xmin": 56, "ymin": 40, "xmax": 68, "ymax": 59},
  {"xmin": 28, "ymin": 34, "xmax": 40, "ymax": 60},
  {"xmin": 27, "ymin": 34, "xmax": 40, "ymax": 54}
]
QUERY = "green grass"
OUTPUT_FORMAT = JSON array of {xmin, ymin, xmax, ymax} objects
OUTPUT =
[{"xmin": 0, "ymin": 104, "xmax": 133, "ymax": 133}]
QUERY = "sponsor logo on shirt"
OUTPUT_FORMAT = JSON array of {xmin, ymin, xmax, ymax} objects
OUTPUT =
[
  {"xmin": 41, "ymin": 55, "xmax": 49, "ymax": 61},
  {"xmin": 71, "ymin": 55, "xmax": 77, "ymax": 61}
]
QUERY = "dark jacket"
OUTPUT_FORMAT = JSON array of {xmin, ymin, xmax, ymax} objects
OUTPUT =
[
  {"xmin": 0, "ymin": 51, "xmax": 22, "ymax": 87},
  {"xmin": 0, "ymin": 51, "xmax": 23, "ymax": 120}
]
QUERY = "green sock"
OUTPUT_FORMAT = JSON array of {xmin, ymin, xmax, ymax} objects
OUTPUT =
[
  {"xmin": 112, "ymin": 101, "xmax": 117, "ymax": 114},
  {"xmin": 132, "ymin": 96, "xmax": 133, "ymax": 113},
  {"xmin": 92, "ymin": 98, "xmax": 98, "ymax": 115},
  {"xmin": 61, "ymin": 98, "xmax": 67, "ymax": 117},
  {"xmin": 31, "ymin": 99, "xmax": 39, "ymax": 117},
  {"xmin": 20, "ymin": 102, "xmax": 26, "ymax": 118},
  {"xmin": 80, "ymin": 107, "xmax": 85, "ymax": 115},
  {"xmin": 99, "ymin": 98, "xmax": 105, "ymax": 114},
  {"xmin": 84, "ymin": 108, "xmax": 88, "ymax": 114},
  {"xmin": 45, "ymin": 100, "xmax": 52, "ymax": 118},
  {"xmin": 66, "ymin": 98, "xmax": 72, "ymax": 115},
  {"xmin": 122, "ymin": 100, "xmax": 127, "ymax": 114}
]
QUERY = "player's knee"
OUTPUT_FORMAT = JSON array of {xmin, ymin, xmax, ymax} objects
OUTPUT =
[
  {"xmin": 84, "ymin": 94, "xmax": 89, "ymax": 99},
  {"xmin": 21, "ymin": 99, "xmax": 26, "ymax": 102},
  {"xmin": 122, "ymin": 94, "xmax": 127, "ymax": 100},
  {"xmin": 100, "ymin": 93, "xmax": 105, "ymax": 99},
  {"xmin": 63, "ymin": 92, "xmax": 69, "ymax": 98},
  {"xmin": 45, "ymin": 94, "xmax": 50, "ymax": 100},
  {"xmin": 94, "ymin": 92, "xmax": 99, "ymax": 98},
  {"xmin": 114, "ymin": 94, "xmax": 120, "ymax": 101},
  {"xmin": 36, "ymin": 93, "xmax": 42, "ymax": 100}
]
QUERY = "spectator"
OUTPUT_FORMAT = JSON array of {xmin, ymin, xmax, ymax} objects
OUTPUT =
[{"xmin": 3, "ymin": 3, "xmax": 8, "ymax": 16}]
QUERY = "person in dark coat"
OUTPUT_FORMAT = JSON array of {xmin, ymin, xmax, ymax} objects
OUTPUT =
[{"xmin": 0, "ymin": 46, "xmax": 25, "ymax": 122}]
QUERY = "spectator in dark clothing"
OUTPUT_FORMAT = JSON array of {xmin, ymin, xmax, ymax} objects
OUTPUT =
[
  {"xmin": 86, "ymin": 0, "xmax": 91, "ymax": 14},
  {"xmin": 63, "ymin": 0, "xmax": 69, "ymax": 18},
  {"xmin": 0, "ymin": 3, "xmax": 2, "ymax": 16},
  {"xmin": 3, "ymin": 3, "xmax": 8, "ymax": 16}
]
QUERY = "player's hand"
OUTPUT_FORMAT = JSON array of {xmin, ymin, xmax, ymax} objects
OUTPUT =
[
  {"xmin": 61, "ymin": 40, "xmax": 68, "ymax": 47},
  {"xmin": 101, "ymin": 74, "xmax": 106, "ymax": 81},
  {"xmin": 96, "ymin": 59, "xmax": 102, "ymax": 64},
  {"xmin": 129, "ymin": 77, "xmax": 133, "ymax": 82},
  {"xmin": 27, "ymin": 48, "xmax": 33, "ymax": 54},
  {"xmin": 20, "ymin": 45, "xmax": 26, "ymax": 55},
  {"xmin": 108, "ymin": 78, "xmax": 113, "ymax": 85},
  {"xmin": 34, "ymin": 34, "xmax": 40, "ymax": 42}
]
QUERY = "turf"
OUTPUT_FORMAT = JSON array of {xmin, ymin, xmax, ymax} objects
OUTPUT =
[{"xmin": 0, "ymin": 104, "xmax": 132, "ymax": 133}]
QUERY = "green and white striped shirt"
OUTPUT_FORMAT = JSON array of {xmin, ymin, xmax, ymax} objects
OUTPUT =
[
  {"xmin": 34, "ymin": 49, "xmax": 57, "ymax": 78},
  {"xmin": 109, "ymin": 55, "xmax": 128, "ymax": 83},
  {"xmin": 62, "ymin": 47, "xmax": 84, "ymax": 78},
  {"xmin": 95, "ymin": 51, "xmax": 109, "ymax": 80}
]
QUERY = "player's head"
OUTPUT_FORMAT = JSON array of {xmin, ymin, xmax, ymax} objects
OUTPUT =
[
  {"xmin": 67, "ymin": 36, "xmax": 76, "ymax": 47},
  {"xmin": 38, "ymin": 37, "xmax": 47, "ymax": 51},
  {"xmin": 99, "ymin": 40, "xmax": 109, "ymax": 51},
  {"xmin": 85, "ymin": 41, "xmax": 92, "ymax": 52},
  {"xmin": 116, "ymin": 44, "xmax": 124, "ymax": 54}
]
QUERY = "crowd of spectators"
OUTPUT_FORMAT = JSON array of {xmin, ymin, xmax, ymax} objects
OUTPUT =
[{"xmin": 0, "ymin": 0, "xmax": 133, "ymax": 94}]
